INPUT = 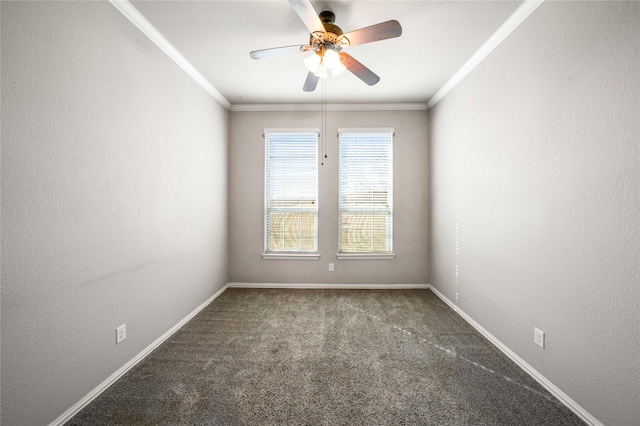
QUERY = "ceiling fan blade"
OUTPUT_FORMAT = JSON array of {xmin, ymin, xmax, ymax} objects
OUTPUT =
[
  {"xmin": 303, "ymin": 72, "xmax": 320, "ymax": 92},
  {"xmin": 341, "ymin": 20, "xmax": 402, "ymax": 47},
  {"xmin": 250, "ymin": 45, "xmax": 311, "ymax": 60},
  {"xmin": 339, "ymin": 52, "xmax": 380, "ymax": 86},
  {"xmin": 289, "ymin": 0, "xmax": 325, "ymax": 35}
]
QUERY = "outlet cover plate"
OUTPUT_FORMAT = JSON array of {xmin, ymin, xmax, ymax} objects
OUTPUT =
[
  {"xmin": 534, "ymin": 327, "xmax": 545, "ymax": 349},
  {"xmin": 116, "ymin": 324, "xmax": 127, "ymax": 344}
]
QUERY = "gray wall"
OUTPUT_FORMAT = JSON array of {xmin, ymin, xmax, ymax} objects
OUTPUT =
[
  {"xmin": 1, "ymin": 2, "xmax": 229, "ymax": 425},
  {"xmin": 229, "ymin": 110, "xmax": 429, "ymax": 284},
  {"xmin": 429, "ymin": 2, "xmax": 639, "ymax": 425}
]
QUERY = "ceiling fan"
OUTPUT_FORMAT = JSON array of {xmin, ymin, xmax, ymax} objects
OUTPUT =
[{"xmin": 250, "ymin": 0, "xmax": 402, "ymax": 92}]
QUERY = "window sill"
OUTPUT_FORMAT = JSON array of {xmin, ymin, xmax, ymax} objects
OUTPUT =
[
  {"xmin": 262, "ymin": 253, "xmax": 320, "ymax": 260},
  {"xmin": 336, "ymin": 253, "xmax": 396, "ymax": 260}
]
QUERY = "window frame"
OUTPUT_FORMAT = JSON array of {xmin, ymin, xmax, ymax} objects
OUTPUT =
[
  {"xmin": 337, "ymin": 128, "xmax": 395, "ymax": 260},
  {"xmin": 262, "ymin": 128, "xmax": 320, "ymax": 260}
]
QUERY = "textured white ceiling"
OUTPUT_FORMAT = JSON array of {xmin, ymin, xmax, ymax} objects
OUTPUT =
[{"xmin": 130, "ymin": 0, "xmax": 523, "ymax": 105}]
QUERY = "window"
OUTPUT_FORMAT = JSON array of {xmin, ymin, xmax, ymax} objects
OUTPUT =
[
  {"xmin": 338, "ymin": 128, "xmax": 394, "ymax": 258},
  {"xmin": 264, "ymin": 129, "xmax": 319, "ymax": 258}
]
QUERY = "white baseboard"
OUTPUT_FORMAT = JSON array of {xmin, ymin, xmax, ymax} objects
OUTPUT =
[
  {"xmin": 228, "ymin": 282, "xmax": 430, "ymax": 289},
  {"xmin": 427, "ymin": 285, "xmax": 604, "ymax": 426},
  {"xmin": 48, "ymin": 284, "xmax": 230, "ymax": 426},
  {"xmin": 51, "ymin": 283, "xmax": 599, "ymax": 426}
]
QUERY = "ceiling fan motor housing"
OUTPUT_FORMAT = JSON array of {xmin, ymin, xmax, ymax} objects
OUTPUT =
[{"xmin": 310, "ymin": 10, "xmax": 346, "ymax": 52}]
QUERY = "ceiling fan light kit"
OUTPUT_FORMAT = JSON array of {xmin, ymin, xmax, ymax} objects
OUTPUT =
[
  {"xmin": 304, "ymin": 49, "xmax": 346, "ymax": 78},
  {"xmin": 250, "ymin": 0, "xmax": 402, "ymax": 92}
]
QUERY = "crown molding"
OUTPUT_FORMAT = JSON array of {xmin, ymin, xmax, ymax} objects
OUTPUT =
[
  {"xmin": 427, "ymin": 0, "xmax": 544, "ymax": 109},
  {"xmin": 109, "ymin": 0, "xmax": 231, "ymax": 110},
  {"xmin": 111, "ymin": 0, "xmax": 542, "ymax": 113},
  {"xmin": 230, "ymin": 103, "xmax": 428, "ymax": 112}
]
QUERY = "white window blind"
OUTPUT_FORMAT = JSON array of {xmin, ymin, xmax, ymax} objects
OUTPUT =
[
  {"xmin": 339, "ymin": 129, "xmax": 393, "ymax": 254},
  {"xmin": 264, "ymin": 130, "xmax": 318, "ymax": 253}
]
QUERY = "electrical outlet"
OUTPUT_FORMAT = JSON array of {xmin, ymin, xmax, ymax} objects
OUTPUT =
[
  {"xmin": 329, "ymin": 263, "xmax": 334, "ymax": 272},
  {"xmin": 534, "ymin": 327, "xmax": 545, "ymax": 349},
  {"xmin": 116, "ymin": 324, "xmax": 127, "ymax": 344}
]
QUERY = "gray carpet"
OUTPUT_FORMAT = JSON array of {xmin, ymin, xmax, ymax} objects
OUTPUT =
[{"xmin": 68, "ymin": 288, "xmax": 585, "ymax": 425}]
